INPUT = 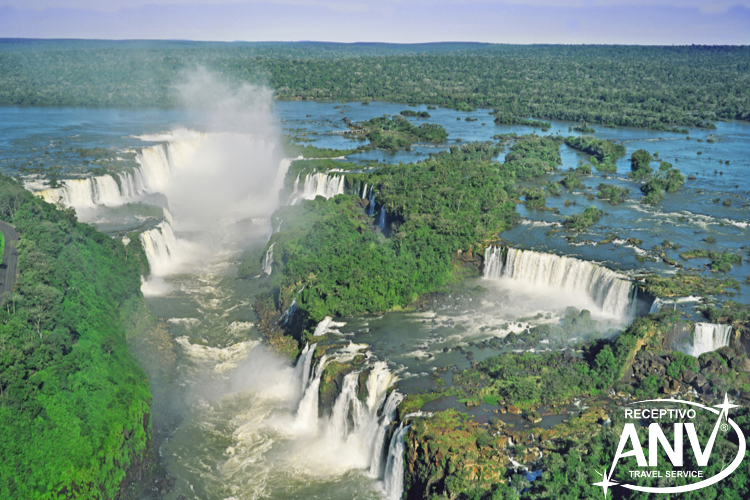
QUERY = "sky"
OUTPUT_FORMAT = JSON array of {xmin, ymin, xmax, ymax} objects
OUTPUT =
[{"xmin": 0, "ymin": 0, "xmax": 748, "ymax": 45}]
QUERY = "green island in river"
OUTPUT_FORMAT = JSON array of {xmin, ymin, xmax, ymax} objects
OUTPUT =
[{"xmin": 0, "ymin": 39, "xmax": 749, "ymax": 500}]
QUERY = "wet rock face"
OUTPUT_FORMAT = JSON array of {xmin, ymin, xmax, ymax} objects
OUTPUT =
[{"xmin": 627, "ymin": 346, "xmax": 750, "ymax": 406}]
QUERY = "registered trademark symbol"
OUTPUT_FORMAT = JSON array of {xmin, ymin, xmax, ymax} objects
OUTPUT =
[{"xmin": 721, "ymin": 423, "xmax": 729, "ymax": 433}]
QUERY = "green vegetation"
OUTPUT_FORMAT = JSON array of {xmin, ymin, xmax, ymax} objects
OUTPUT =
[
  {"xmin": 521, "ymin": 187, "xmax": 546, "ymax": 209},
  {"xmin": 560, "ymin": 173, "xmax": 584, "ymax": 190},
  {"xmin": 400, "ymin": 109, "xmax": 430, "ymax": 118},
  {"xmin": 679, "ymin": 248, "xmax": 744, "ymax": 272},
  {"xmin": 628, "ymin": 149, "xmax": 655, "ymax": 179},
  {"xmin": 264, "ymin": 142, "xmax": 517, "ymax": 328},
  {"xmin": 0, "ymin": 174, "xmax": 152, "ymax": 498},
  {"xmin": 640, "ymin": 167, "xmax": 686, "ymax": 204},
  {"xmin": 572, "ymin": 124, "xmax": 595, "ymax": 133},
  {"xmin": 283, "ymin": 138, "xmax": 362, "ymax": 158},
  {"xmin": 493, "ymin": 112, "xmax": 551, "ymax": 129},
  {"xmin": 564, "ymin": 135, "xmax": 626, "ymax": 163},
  {"xmin": 596, "ymin": 183, "xmax": 629, "ymax": 205},
  {"xmin": 352, "ymin": 115, "xmax": 448, "ymax": 152},
  {"xmin": 563, "ymin": 206, "xmax": 604, "ymax": 230},
  {"xmin": 697, "ymin": 300, "xmax": 750, "ymax": 324},
  {"xmin": 2, "ymin": 41, "xmax": 745, "ymax": 128},
  {"xmin": 502, "ymin": 135, "xmax": 563, "ymax": 178},
  {"xmin": 642, "ymin": 272, "xmax": 741, "ymax": 297}
]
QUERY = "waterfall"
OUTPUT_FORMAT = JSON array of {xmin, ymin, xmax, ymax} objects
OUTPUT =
[
  {"xmin": 280, "ymin": 299, "xmax": 298, "ymax": 327},
  {"xmin": 329, "ymin": 372, "xmax": 360, "ymax": 438},
  {"xmin": 379, "ymin": 206, "xmax": 386, "ymax": 229},
  {"xmin": 118, "ymin": 172, "xmax": 137, "ymax": 199},
  {"xmin": 368, "ymin": 190, "xmax": 376, "ymax": 216},
  {"xmin": 294, "ymin": 354, "xmax": 329, "ymax": 431},
  {"xmin": 289, "ymin": 173, "xmax": 301, "ymax": 202},
  {"xmin": 139, "ymin": 221, "xmax": 178, "ymax": 276},
  {"xmin": 135, "ymin": 144, "xmax": 173, "ymax": 193},
  {"xmin": 494, "ymin": 247, "xmax": 634, "ymax": 318},
  {"xmin": 688, "ymin": 323, "xmax": 733, "ymax": 357},
  {"xmin": 36, "ymin": 174, "xmax": 129, "ymax": 208},
  {"xmin": 362, "ymin": 183, "xmax": 369, "ymax": 199},
  {"xmin": 295, "ymin": 342, "xmax": 317, "ymax": 394},
  {"xmin": 650, "ymin": 297, "xmax": 666, "ymax": 314},
  {"xmin": 313, "ymin": 316, "xmax": 346, "ymax": 336},
  {"xmin": 483, "ymin": 246, "xmax": 504, "ymax": 279},
  {"xmin": 291, "ymin": 172, "xmax": 346, "ymax": 205},
  {"xmin": 383, "ymin": 423, "xmax": 410, "ymax": 500},
  {"xmin": 369, "ymin": 390, "xmax": 405, "ymax": 477},
  {"xmin": 650, "ymin": 296, "xmax": 701, "ymax": 315},
  {"xmin": 262, "ymin": 243, "xmax": 275, "ymax": 275}
]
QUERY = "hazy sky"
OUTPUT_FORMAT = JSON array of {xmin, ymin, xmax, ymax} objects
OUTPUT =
[{"xmin": 0, "ymin": 0, "xmax": 748, "ymax": 44}]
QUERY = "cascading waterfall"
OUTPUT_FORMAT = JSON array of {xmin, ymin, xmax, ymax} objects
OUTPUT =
[
  {"xmin": 369, "ymin": 390, "xmax": 405, "ymax": 478},
  {"xmin": 362, "ymin": 183, "xmax": 369, "ymax": 199},
  {"xmin": 383, "ymin": 423, "xmax": 410, "ymax": 500},
  {"xmin": 650, "ymin": 295, "xmax": 701, "ymax": 315},
  {"xmin": 329, "ymin": 372, "xmax": 360, "ymax": 438},
  {"xmin": 139, "ymin": 221, "xmax": 178, "ymax": 275},
  {"xmin": 483, "ymin": 246, "xmax": 504, "ymax": 279},
  {"xmin": 294, "ymin": 354, "xmax": 328, "ymax": 431},
  {"xmin": 36, "ymin": 175, "xmax": 127, "ymax": 208},
  {"xmin": 33, "ymin": 136, "xmax": 200, "ymax": 209},
  {"xmin": 295, "ymin": 342, "xmax": 317, "ymax": 394},
  {"xmin": 291, "ymin": 172, "xmax": 345, "ymax": 204},
  {"xmin": 292, "ymin": 342, "xmax": 407, "ymax": 496},
  {"xmin": 262, "ymin": 243, "xmax": 275, "ymax": 275},
  {"xmin": 379, "ymin": 206, "xmax": 386, "ymax": 229},
  {"xmin": 484, "ymin": 246, "xmax": 634, "ymax": 319},
  {"xmin": 688, "ymin": 323, "xmax": 733, "ymax": 357},
  {"xmin": 280, "ymin": 299, "xmax": 298, "ymax": 327},
  {"xmin": 289, "ymin": 173, "xmax": 301, "ymax": 202},
  {"xmin": 367, "ymin": 190, "xmax": 376, "ymax": 216}
]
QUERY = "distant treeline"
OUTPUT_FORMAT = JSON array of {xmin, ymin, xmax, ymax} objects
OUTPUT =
[{"xmin": 0, "ymin": 40, "xmax": 748, "ymax": 129}]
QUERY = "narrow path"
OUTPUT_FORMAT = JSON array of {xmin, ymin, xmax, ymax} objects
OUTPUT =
[{"xmin": 0, "ymin": 221, "xmax": 19, "ymax": 300}]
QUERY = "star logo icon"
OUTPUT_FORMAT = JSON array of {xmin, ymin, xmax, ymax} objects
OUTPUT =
[
  {"xmin": 593, "ymin": 468, "xmax": 618, "ymax": 498},
  {"xmin": 714, "ymin": 392, "xmax": 740, "ymax": 422}
]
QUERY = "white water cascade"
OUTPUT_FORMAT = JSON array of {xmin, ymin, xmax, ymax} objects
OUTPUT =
[
  {"xmin": 483, "ymin": 246, "xmax": 504, "ymax": 279},
  {"xmin": 369, "ymin": 389, "xmax": 405, "ymax": 478},
  {"xmin": 688, "ymin": 323, "xmax": 733, "ymax": 358},
  {"xmin": 36, "ymin": 175, "xmax": 127, "ymax": 208},
  {"xmin": 291, "ymin": 341, "xmax": 408, "ymax": 497},
  {"xmin": 483, "ymin": 246, "xmax": 634, "ymax": 319},
  {"xmin": 289, "ymin": 173, "xmax": 301, "ymax": 202},
  {"xmin": 379, "ymin": 206, "xmax": 386, "ymax": 229},
  {"xmin": 295, "ymin": 342, "xmax": 317, "ymax": 394},
  {"xmin": 294, "ymin": 354, "xmax": 328, "ymax": 432},
  {"xmin": 290, "ymin": 172, "xmax": 345, "ymax": 204},
  {"xmin": 367, "ymin": 189, "xmax": 376, "ymax": 216},
  {"xmin": 139, "ymin": 222, "xmax": 178, "ymax": 276},
  {"xmin": 383, "ymin": 423, "xmax": 410, "ymax": 500},
  {"xmin": 262, "ymin": 243, "xmax": 275, "ymax": 275}
]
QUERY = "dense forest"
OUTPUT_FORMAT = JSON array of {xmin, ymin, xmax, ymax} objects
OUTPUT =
[
  {"xmin": 1, "ymin": 41, "xmax": 748, "ymax": 129},
  {"xmin": 0, "ymin": 174, "xmax": 153, "ymax": 498},
  {"xmin": 263, "ymin": 142, "xmax": 519, "ymax": 329}
]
